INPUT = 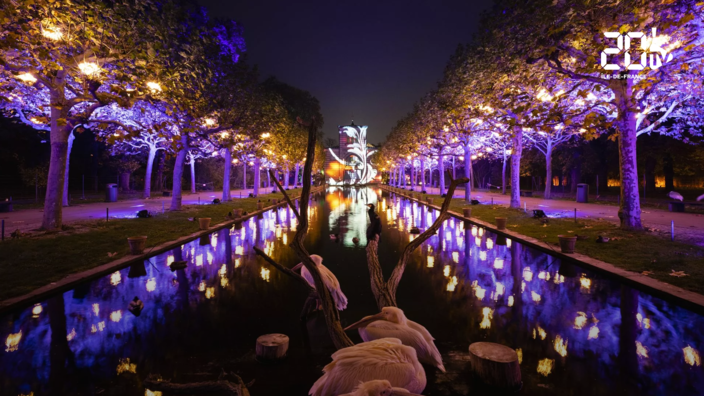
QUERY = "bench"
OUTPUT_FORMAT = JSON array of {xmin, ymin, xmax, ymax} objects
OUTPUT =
[
  {"xmin": 0, "ymin": 201, "xmax": 13, "ymax": 213},
  {"xmin": 520, "ymin": 190, "xmax": 533, "ymax": 197},
  {"xmin": 668, "ymin": 201, "xmax": 704, "ymax": 212}
]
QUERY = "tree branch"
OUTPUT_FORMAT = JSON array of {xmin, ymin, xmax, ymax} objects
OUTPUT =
[
  {"xmin": 252, "ymin": 246, "xmax": 313, "ymax": 292},
  {"xmin": 268, "ymin": 169, "xmax": 301, "ymax": 221}
]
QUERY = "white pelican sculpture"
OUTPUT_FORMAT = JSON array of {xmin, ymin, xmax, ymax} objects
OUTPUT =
[
  {"xmin": 668, "ymin": 191, "xmax": 684, "ymax": 202},
  {"xmin": 339, "ymin": 380, "xmax": 424, "ymax": 396},
  {"xmin": 309, "ymin": 338, "xmax": 426, "ymax": 396},
  {"xmin": 293, "ymin": 254, "xmax": 348, "ymax": 311},
  {"xmin": 345, "ymin": 307, "xmax": 445, "ymax": 372}
]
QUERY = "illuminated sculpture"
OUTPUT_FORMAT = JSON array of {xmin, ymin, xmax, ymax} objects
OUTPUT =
[{"xmin": 328, "ymin": 124, "xmax": 377, "ymax": 185}]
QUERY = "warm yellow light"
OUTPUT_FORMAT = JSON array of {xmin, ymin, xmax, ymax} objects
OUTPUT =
[
  {"xmin": 427, "ymin": 256, "xmax": 434, "ymax": 268},
  {"xmin": 261, "ymin": 267, "xmax": 271, "ymax": 282},
  {"xmin": 146, "ymin": 81, "xmax": 162, "ymax": 92},
  {"xmin": 261, "ymin": 132, "xmax": 270, "ymax": 139},
  {"xmin": 17, "ymin": 73, "xmax": 37, "ymax": 84},
  {"xmin": 117, "ymin": 358, "xmax": 137, "ymax": 374},
  {"xmin": 110, "ymin": 310, "xmax": 122, "ymax": 323},
  {"xmin": 580, "ymin": 274, "xmax": 591, "ymax": 291},
  {"xmin": 493, "ymin": 258, "xmax": 504, "ymax": 269},
  {"xmin": 205, "ymin": 287, "xmax": 215, "ymax": 299},
  {"xmin": 684, "ymin": 345, "xmax": 701, "ymax": 366},
  {"xmin": 443, "ymin": 265, "xmax": 450, "ymax": 277},
  {"xmin": 32, "ymin": 304, "xmax": 42, "ymax": 317},
  {"xmin": 146, "ymin": 278, "xmax": 156, "ymax": 292},
  {"xmin": 588, "ymin": 324, "xmax": 600, "ymax": 340},
  {"xmin": 111, "ymin": 271, "xmax": 121, "ymax": 286},
  {"xmin": 523, "ymin": 267, "xmax": 533, "ymax": 282},
  {"xmin": 531, "ymin": 291, "xmax": 541, "ymax": 303},
  {"xmin": 574, "ymin": 312, "xmax": 587, "ymax": 329},
  {"xmin": 78, "ymin": 62, "xmax": 101, "ymax": 77},
  {"xmin": 5, "ymin": 331, "xmax": 22, "ymax": 352},
  {"xmin": 636, "ymin": 341, "xmax": 649, "ymax": 358},
  {"xmin": 41, "ymin": 20, "xmax": 63, "ymax": 41},
  {"xmin": 480, "ymin": 307, "xmax": 493, "ymax": 329},
  {"xmin": 203, "ymin": 118, "xmax": 216, "ymax": 127},
  {"xmin": 537, "ymin": 358, "xmax": 554, "ymax": 376},
  {"xmin": 486, "ymin": 147, "xmax": 493, "ymax": 152},
  {"xmin": 553, "ymin": 335, "xmax": 568, "ymax": 357}
]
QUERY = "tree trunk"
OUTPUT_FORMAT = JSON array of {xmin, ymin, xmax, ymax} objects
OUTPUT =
[
  {"xmin": 254, "ymin": 157, "xmax": 261, "ymax": 197},
  {"xmin": 242, "ymin": 161, "xmax": 247, "ymax": 190},
  {"xmin": 613, "ymin": 79, "xmax": 643, "ymax": 230},
  {"xmin": 502, "ymin": 152, "xmax": 507, "ymax": 195},
  {"xmin": 144, "ymin": 146, "xmax": 158, "ymax": 199},
  {"xmin": 190, "ymin": 158, "xmax": 196, "ymax": 194},
  {"xmin": 284, "ymin": 165, "xmax": 289, "ymax": 189},
  {"xmin": 170, "ymin": 136, "xmax": 188, "ymax": 211},
  {"xmin": 267, "ymin": 167, "xmax": 271, "ymax": 188},
  {"xmin": 544, "ymin": 145, "xmax": 553, "ymax": 199},
  {"xmin": 365, "ymin": 238, "xmax": 398, "ymax": 309},
  {"xmin": 42, "ymin": 104, "xmax": 71, "ymax": 229},
  {"xmin": 420, "ymin": 159, "xmax": 426, "ymax": 192},
  {"xmin": 294, "ymin": 163, "xmax": 300, "ymax": 189},
  {"xmin": 222, "ymin": 148, "xmax": 232, "ymax": 201},
  {"xmin": 510, "ymin": 126, "xmax": 523, "ymax": 208},
  {"xmin": 464, "ymin": 146, "xmax": 472, "ymax": 202},
  {"xmin": 438, "ymin": 154, "xmax": 445, "ymax": 195},
  {"xmin": 155, "ymin": 149, "xmax": 164, "ymax": 192},
  {"xmin": 62, "ymin": 129, "xmax": 75, "ymax": 207},
  {"xmin": 49, "ymin": 294, "xmax": 71, "ymax": 395}
]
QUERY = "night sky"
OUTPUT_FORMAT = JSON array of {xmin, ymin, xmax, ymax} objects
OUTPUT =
[{"xmin": 197, "ymin": 0, "xmax": 494, "ymax": 144}]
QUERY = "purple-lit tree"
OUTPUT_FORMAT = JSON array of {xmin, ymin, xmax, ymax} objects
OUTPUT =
[{"xmin": 0, "ymin": 1, "xmax": 160, "ymax": 229}]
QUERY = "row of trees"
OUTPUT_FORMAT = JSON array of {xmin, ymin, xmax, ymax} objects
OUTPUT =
[
  {"xmin": 0, "ymin": 0, "xmax": 323, "ymax": 230},
  {"xmin": 378, "ymin": 0, "xmax": 704, "ymax": 230}
]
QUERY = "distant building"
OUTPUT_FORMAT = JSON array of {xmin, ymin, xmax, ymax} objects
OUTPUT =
[{"xmin": 324, "ymin": 121, "xmax": 379, "ymax": 185}]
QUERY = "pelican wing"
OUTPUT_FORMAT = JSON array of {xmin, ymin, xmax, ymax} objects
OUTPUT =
[
  {"xmin": 310, "ymin": 338, "xmax": 425, "ymax": 396},
  {"xmin": 301, "ymin": 264, "xmax": 348, "ymax": 310},
  {"xmin": 362, "ymin": 321, "xmax": 445, "ymax": 372}
]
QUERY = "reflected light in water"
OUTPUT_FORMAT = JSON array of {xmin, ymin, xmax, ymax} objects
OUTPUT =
[
  {"xmin": 207, "ymin": 252, "xmax": 213, "ymax": 265},
  {"xmin": 588, "ymin": 325, "xmax": 600, "ymax": 340},
  {"xmin": 531, "ymin": 291, "xmax": 541, "ymax": 303},
  {"xmin": 507, "ymin": 238, "xmax": 512, "ymax": 248},
  {"xmin": 452, "ymin": 252, "xmax": 459, "ymax": 263},
  {"xmin": 446, "ymin": 276, "xmax": 458, "ymax": 292},
  {"xmin": 110, "ymin": 271, "xmax": 121, "ymax": 286},
  {"xmin": 480, "ymin": 307, "xmax": 493, "ymax": 329},
  {"xmin": 116, "ymin": 358, "xmax": 136, "ymax": 374},
  {"xmin": 31, "ymin": 304, "xmax": 42, "ymax": 318},
  {"xmin": 167, "ymin": 255, "xmax": 174, "ymax": 267},
  {"xmin": 574, "ymin": 312, "xmax": 587, "ymax": 329},
  {"xmin": 523, "ymin": 268, "xmax": 533, "ymax": 282},
  {"xmin": 683, "ymin": 345, "xmax": 701, "ymax": 366},
  {"xmin": 145, "ymin": 390, "xmax": 163, "ymax": 396},
  {"xmin": 494, "ymin": 258, "xmax": 504, "ymax": 269},
  {"xmin": 235, "ymin": 246, "xmax": 243, "ymax": 255},
  {"xmin": 478, "ymin": 228, "xmax": 484, "ymax": 237},
  {"xmin": 479, "ymin": 251, "xmax": 487, "ymax": 261},
  {"xmin": 5, "ymin": 331, "xmax": 21, "ymax": 352},
  {"xmin": 636, "ymin": 341, "xmax": 649, "ymax": 358},
  {"xmin": 196, "ymin": 254, "xmax": 203, "ymax": 267},
  {"xmin": 443, "ymin": 265, "xmax": 450, "ymax": 277},
  {"xmin": 637, "ymin": 313, "xmax": 651, "ymax": 329},
  {"xmin": 486, "ymin": 239, "xmax": 494, "ymax": 250},
  {"xmin": 471, "ymin": 227, "xmax": 477, "ymax": 237},
  {"xmin": 98, "ymin": 321, "xmax": 105, "ymax": 332},
  {"xmin": 110, "ymin": 310, "xmax": 122, "ymax": 323},
  {"xmin": 554, "ymin": 335, "xmax": 568, "ymax": 357},
  {"xmin": 535, "ymin": 326, "xmax": 547, "ymax": 340},
  {"xmin": 146, "ymin": 278, "xmax": 156, "ymax": 292},
  {"xmin": 234, "ymin": 258, "xmax": 241, "ymax": 268},
  {"xmin": 66, "ymin": 328, "xmax": 76, "ymax": 341},
  {"xmin": 475, "ymin": 236, "xmax": 482, "ymax": 246},
  {"xmin": 221, "ymin": 277, "xmax": 229, "ymax": 287},
  {"xmin": 205, "ymin": 287, "xmax": 215, "ymax": 299},
  {"xmin": 508, "ymin": 295, "xmax": 514, "ymax": 307},
  {"xmin": 475, "ymin": 286, "xmax": 486, "ymax": 300},
  {"xmin": 580, "ymin": 274, "xmax": 591, "ymax": 291},
  {"xmin": 261, "ymin": 267, "xmax": 271, "ymax": 282},
  {"xmin": 427, "ymin": 256, "xmax": 434, "ymax": 268},
  {"xmin": 219, "ymin": 264, "xmax": 227, "ymax": 277},
  {"xmin": 537, "ymin": 358, "xmax": 554, "ymax": 376},
  {"xmin": 198, "ymin": 281, "xmax": 206, "ymax": 292},
  {"xmin": 496, "ymin": 282, "xmax": 505, "ymax": 296},
  {"xmin": 92, "ymin": 303, "xmax": 100, "ymax": 316},
  {"xmin": 516, "ymin": 348, "xmax": 523, "ymax": 364}
]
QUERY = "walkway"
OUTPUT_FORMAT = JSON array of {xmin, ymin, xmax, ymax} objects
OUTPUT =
[
  {"xmin": 405, "ymin": 185, "xmax": 704, "ymax": 245},
  {"xmin": 0, "ymin": 188, "xmax": 271, "ymax": 234}
]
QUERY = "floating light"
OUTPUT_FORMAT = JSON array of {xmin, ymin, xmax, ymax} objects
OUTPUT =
[
  {"xmin": 496, "ymin": 282, "xmax": 505, "ymax": 295},
  {"xmin": 537, "ymin": 358, "xmax": 554, "ymax": 376},
  {"xmin": 475, "ymin": 286, "xmax": 486, "ymax": 300},
  {"xmin": 486, "ymin": 239, "xmax": 493, "ymax": 250},
  {"xmin": 683, "ymin": 345, "xmax": 701, "ymax": 366},
  {"xmin": 493, "ymin": 258, "xmax": 504, "ymax": 269},
  {"xmin": 5, "ymin": 331, "xmax": 21, "ymax": 352},
  {"xmin": 531, "ymin": 291, "xmax": 541, "ymax": 303},
  {"xmin": 506, "ymin": 238, "xmax": 512, "ymax": 248},
  {"xmin": 93, "ymin": 303, "xmax": 100, "ymax": 316},
  {"xmin": 574, "ymin": 312, "xmax": 587, "ymax": 329},
  {"xmin": 479, "ymin": 250, "xmax": 487, "ymax": 261},
  {"xmin": 536, "ymin": 326, "xmax": 547, "ymax": 340},
  {"xmin": 117, "ymin": 358, "xmax": 137, "ymax": 374},
  {"xmin": 166, "ymin": 255, "xmax": 174, "ymax": 267},
  {"xmin": 523, "ymin": 267, "xmax": 533, "ymax": 282},
  {"xmin": 554, "ymin": 335, "xmax": 568, "ymax": 357},
  {"xmin": 508, "ymin": 295, "xmax": 514, "ymax": 307},
  {"xmin": 516, "ymin": 348, "xmax": 523, "ymax": 364},
  {"xmin": 427, "ymin": 256, "xmax": 434, "ymax": 268},
  {"xmin": 32, "ymin": 304, "xmax": 42, "ymax": 317},
  {"xmin": 588, "ymin": 325, "xmax": 600, "ymax": 340},
  {"xmin": 452, "ymin": 251, "xmax": 459, "ymax": 263},
  {"xmin": 196, "ymin": 254, "xmax": 203, "ymax": 266},
  {"xmin": 261, "ymin": 267, "xmax": 270, "ymax": 282},
  {"xmin": 636, "ymin": 341, "xmax": 649, "ymax": 358},
  {"xmin": 443, "ymin": 265, "xmax": 450, "ymax": 277},
  {"xmin": 198, "ymin": 281, "xmax": 206, "ymax": 292},
  {"xmin": 111, "ymin": 271, "xmax": 121, "ymax": 286},
  {"xmin": 480, "ymin": 307, "xmax": 493, "ymax": 329},
  {"xmin": 66, "ymin": 328, "xmax": 76, "ymax": 341},
  {"xmin": 146, "ymin": 278, "xmax": 156, "ymax": 292},
  {"xmin": 110, "ymin": 310, "xmax": 122, "ymax": 323},
  {"xmin": 205, "ymin": 287, "xmax": 215, "ymax": 299},
  {"xmin": 580, "ymin": 274, "xmax": 591, "ymax": 291},
  {"xmin": 98, "ymin": 321, "xmax": 105, "ymax": 332},
  {"xmin": 446, "ymin": 276, "xmax": 458, "ymax": 292}
]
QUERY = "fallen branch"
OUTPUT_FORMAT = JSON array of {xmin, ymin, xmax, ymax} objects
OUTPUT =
[
  {"xmin": 365, "ymin": 174, "xmax": 469, "ymax": 309},
  {"xmin": 144, "ymin": 373, "xmax": 250, "ymax": 396}
]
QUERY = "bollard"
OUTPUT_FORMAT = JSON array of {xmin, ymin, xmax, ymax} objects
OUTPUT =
[{"xmin": 671, "ymin": 220, "xmax": 674, "ymax": 242}]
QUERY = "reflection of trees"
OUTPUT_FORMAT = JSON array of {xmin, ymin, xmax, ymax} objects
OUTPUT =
[{"xmin": 48, "ymin": 293, "xmax": 72, "ymax": 395}]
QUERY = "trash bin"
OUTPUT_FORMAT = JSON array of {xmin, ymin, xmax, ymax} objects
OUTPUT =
[
  {"xmin": 576, "ymin": 183, "xmax": 589, "ymax": 203},
  {"xmin": 105, "ymin": 183, "xmax": 118, "ymax": 202}
]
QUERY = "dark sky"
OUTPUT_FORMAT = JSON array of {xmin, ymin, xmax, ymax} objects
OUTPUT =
[{"xmin": 198, "ymin": 0, "xmax": 494, "ymax": 144}]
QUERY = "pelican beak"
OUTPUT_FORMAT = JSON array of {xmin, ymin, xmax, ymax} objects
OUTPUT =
[
  {"xmin": 344, "ymin": 312, "xmax": 385, "ymax": 331},
  {"xmin": 390, "ymin": 390, "xmax": 424, "ymax": 396}
]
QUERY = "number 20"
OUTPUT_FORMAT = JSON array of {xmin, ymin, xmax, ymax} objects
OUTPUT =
[{"xmin": 601, "ymin": 32, "xmax": 647, "ymax": 71}]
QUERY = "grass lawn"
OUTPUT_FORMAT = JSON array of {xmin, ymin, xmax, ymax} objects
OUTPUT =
[
  {"xmin": 0, "ymin": 189, "xmax": 302, "ymax": 301},
  {"xmin": 410, "ymin": 190, "xmax": 704, "ymax": 295}
]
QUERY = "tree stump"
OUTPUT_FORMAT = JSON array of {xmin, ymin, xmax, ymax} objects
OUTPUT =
[
  {"xmin": 468, "ymin": 342, "xmax": 521, "ymax": 391},
  {"xmin": 256, "ymin": 334, "xmax": 289, "ymax": 362}
]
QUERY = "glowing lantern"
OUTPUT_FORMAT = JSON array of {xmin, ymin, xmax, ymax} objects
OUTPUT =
[
  {"xmin": 537, "ymin": 358, "xmax": 554, "ymax": 377},
  {"xmin": 683, "ymin": 345, "xmax": 701, "ymax": 366},
  {"xmin": 17, "ymin": 72, "xmax": 37, "ymax": 84},
  {"xmin": 493, "ymin": 258, "xmax": 504, "ymax": 269},
  {"xmin": 636, "ymin": 341, "xmax": 649, "ymax": 358},
  {"xmin": 427, "ymin": 256, "xmax": 435, "ymax": 268},
  {"xmin": 110, "ymin": 310, "xmax": 122, "ymax": 323},
  {"xmin": 146, "ymin": 81, "xmax": 162, "ymax": 92},
  {"xmin": 486, "ymin": 239, "xmax": 494, "ymax": 250},
  {"xmin": 553, "ymin": 335, "xmax": 568, "ymax": 357},
  {"xmin": 443, "ymin": 265, "xmax": 450, "ymax": 277},
  {"xmin": 32, "ymin": 304, "xmax": 43, "ymax": 317},
  {"xmin": 480, "ymin": 307, "xmax": 493, "ymax": 329},
  {"xmin": 41, "ymin": 20, "xmax": 63, "ymax": 40},
  {"xmin": 117, "ymin": 358, "xmax": 137, "ymax": 374},
  {"xmin": 78, "ymin": 62, "xmax": 101, "ymax": 77},
  {"xmin": 574, "ymin": 312, "xmax": 587, "ymax": 329},
  {"xmin": 5, "ymin": 331, "xmax": 21, "ymax": 352},
  {"xmin": 111, "ymin": 271, "xmax": 122, "ymax": 286},
  {"xmin": 146, "ymin": 278, "xmax": 156, "ymax": 292}
]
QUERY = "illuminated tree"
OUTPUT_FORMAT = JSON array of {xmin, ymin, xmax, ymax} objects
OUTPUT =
[{"xmin": 0, "ymin": 0, "xmax": 160, "ymax": 229}]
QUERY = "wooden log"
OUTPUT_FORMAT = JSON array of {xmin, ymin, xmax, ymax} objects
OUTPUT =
[
  {"xmin": 256, "ymin": 333, "xmax": 289, "ymax": 362},
  {"xmin": 468, "ymin": 342, "xmax": 521, "ymax": 391}
]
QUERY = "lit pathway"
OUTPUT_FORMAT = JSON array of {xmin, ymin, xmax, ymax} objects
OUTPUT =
[
  {"xmin": 403, "ymin": 185, "xmax": 704, "ymax": 245},
  {"xmin": 0, "ymin": 188, "xmax": 275, "ymax": 234}
]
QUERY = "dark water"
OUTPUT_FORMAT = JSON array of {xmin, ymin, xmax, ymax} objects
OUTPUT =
[{"xmin": 1, "ymin": 187, "xmax": 703, "ymax": 396}]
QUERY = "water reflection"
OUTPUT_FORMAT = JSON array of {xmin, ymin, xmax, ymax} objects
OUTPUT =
[{"xmin": 0, "ymin": 188, "xmax": 703, "ymax": 395}]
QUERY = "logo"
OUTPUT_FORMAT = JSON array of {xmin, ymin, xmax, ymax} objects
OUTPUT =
[{"xmin": 600, "ymin": 28, "xmax": 674, "ymax": 71}]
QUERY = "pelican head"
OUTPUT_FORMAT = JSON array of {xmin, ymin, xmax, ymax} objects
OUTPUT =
[
  {"xmin": 345, "ymin": 379, "xmax": 424, "ymax": 396},
  {"xmin": 310, "ymin": 254, "xmax": 323, "ymax": 266},
  {"xmin": 345, "ymin": 307, "xmax": 408, "ymax": 330}
]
